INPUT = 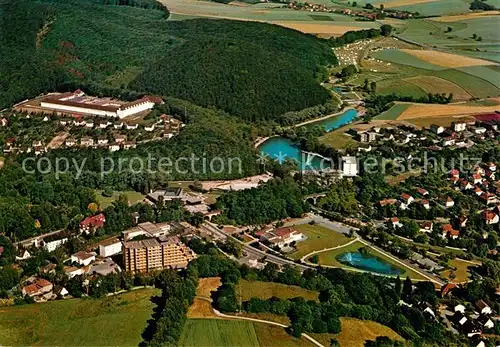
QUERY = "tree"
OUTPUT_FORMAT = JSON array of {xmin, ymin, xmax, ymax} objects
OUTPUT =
[
  {"xmin": 370, "ymin": 81, "xmax": 377, "ymax": 92},
  {"xmin": 311, "ymin": 254, "xmax": 319, "ymax": 263},
  {"xmin": 365, "ymin": 3, "xmax": 374, "ymax": 9},
  {"xmin": 472, "ymin": 33, "xmax": 477, "ymax": 39},
  {"xmin": 352, "ymin": 1, "xmax": 357, "ymax": 7},
  {"xmin": 395, "ymin": 276, "xmax": 402, "ymax": 299},
  {"xmin": 402, "ymin": 276, "xmax": 412, "ymax": 301},
  {"xmin": 338, "ymin": 64, "xmax": 358, "ymax": 79},
  {"xmin": 380, "ymin": 24, "xmax": 393, "ymax": 37}
]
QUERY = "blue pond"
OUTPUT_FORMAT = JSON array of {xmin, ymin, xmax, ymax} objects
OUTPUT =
[
  {"xmin": 257, "ymin": 109, "xmax": 358, "ymax": 170},
  {"xmin": 336, "ymin": 252, "xmax": 403, "ymax": 276},
  {"xmin": 304, "ymin": 108, "xmax": 358, "ymax": 132}
]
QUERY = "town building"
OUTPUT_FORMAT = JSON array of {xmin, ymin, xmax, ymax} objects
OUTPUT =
[
  {"xmin": 71, "ymin": 251, "xmax": 96, "ymax": 266},
  {"xmin": 20, "ymin": 90, "xmax": 163, "ymax": 118},
  {"xmin": 88, "ymin": 258, "xmax": 121, "ymax": 276},
  {"xmin": 341, "ymin": 156, "xmax": 358, "ymax": 177},
  {"xmin": 122, "ymin": 222, "xmax": 171, "ymax": 241},
  {"xmin": 80, "ymin": 213, "xmax": 106, "ymax": 234},
  {"xmin": 99, "ymin": 238, "xmax": 122, "ymax": 257},
  {"xmin": 259, "ymin": 227, "xmax": 305, "ymax": 248},
  {"xmin": 122, "ymin": 236, "xmax": 196, "ymax": 273},
  {"xmin": 145, "ymin": 188, "xmax": 183, "ymax": 204},
  {"xmin": 22, "ymin": 278, "xmax": 53, "ymax": 297}
]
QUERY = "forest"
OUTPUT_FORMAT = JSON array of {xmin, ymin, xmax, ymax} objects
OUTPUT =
[{"xmin": 0, "ymin": 0, "xmax": 337, "ymax": 122}]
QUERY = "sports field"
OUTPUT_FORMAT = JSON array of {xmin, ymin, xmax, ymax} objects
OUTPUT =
[
  {"xmin": 288, "ymin": 223, "xmax": 353, "ymax": 260},
  {"xmin": 237, "ymin": 280, "xmax": 319, "ymax": 302},
  {"xmin": 0, "ymin": 289, "xmax": 159, "ymax": 346},
  {"xmin": 95, "ymin": 190, "xmax": 145, "ymax": 208}
]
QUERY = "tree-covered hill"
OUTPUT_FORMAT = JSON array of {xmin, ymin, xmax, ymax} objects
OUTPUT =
[{"xmin": 0, "ymin": 0, "xmax": 337, "ymax": 122}]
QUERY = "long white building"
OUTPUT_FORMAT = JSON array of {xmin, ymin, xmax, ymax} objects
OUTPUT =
[{"xmin": 38, "ymin": 90, "xmax": 162, "ymax": 118}]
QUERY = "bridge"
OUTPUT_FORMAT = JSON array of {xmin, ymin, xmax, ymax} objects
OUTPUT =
[{"xmin": 304, "ymin": 192, "xmax": 327, "ymax": 205}]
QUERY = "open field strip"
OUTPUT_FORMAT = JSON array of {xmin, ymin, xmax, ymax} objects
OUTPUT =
[
  {"xmin": 430, "ymin": 11, "xmax": 500, "ymax": 22},
  {"xmin": 380, "ymin": 0, "xmax": 441, "ymax": 8},
  {"xmin": 375, "ymin": 103, "xmax": 410, "ymax": 120},
  {"xmin": 404, "ymin": 76, "xmax": 472, "ymax": 100},
  {"xmin": 0, "ymin": 289, "xmax": 159, "ymax": 346},
  {"xmin": 397, "ymin": 103, "xmax": 500, "ymax": 120},
  {"xmin": 237, "ymin": 280, "xmax": 319, "ymax": 302},
  {"xmin": 400, "ymin": 49, "xmax": 497, "ymax": 68}
]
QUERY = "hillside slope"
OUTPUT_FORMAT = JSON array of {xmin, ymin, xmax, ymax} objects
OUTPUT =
[{"xmin": 0, "ymin": 0, "xmax": 337, "ymax": 122}]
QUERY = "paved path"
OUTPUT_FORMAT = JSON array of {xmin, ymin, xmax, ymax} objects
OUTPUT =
[{"xmin": 300, "ymin": 237, "xmax": 360, "ymax": 262}]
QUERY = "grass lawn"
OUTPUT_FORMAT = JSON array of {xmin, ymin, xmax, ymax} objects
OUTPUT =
[
  {"xmin": 237, "ymin": 280, "xmax": 319, "ymax": 302},
  {"xmin": 313, "ymin": 241, "xmax": 427, "ymax": 280},
  {"xmin": 374, "ymin": 103, "xmax": 409, "ymax": 120},
  {"xmin": 288, "ymin": 224, "xmax": 353, "ymax": 260},
  {"xmin": 319, "ymin": 128, "xmax": 360, "ymax": 150},
  {"xmin": 95, "ymin": 190, "xmax": 145, "ymax": 209},
  {"xmin": 311, "ymin": 317, "xmax": 403, "ymax": 347},
  {"xmin": 0, "ymin": 288, "xmax": 159, "ymax": 346},
  {"xmin": 440, "ymin": 258, "xmax": 481, "ymax": 284},
  {"xmin": 179, "ymin": 319, "xmax": 313, "ymax": 347}
]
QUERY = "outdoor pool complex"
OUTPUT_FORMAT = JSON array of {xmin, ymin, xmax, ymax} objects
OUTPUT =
[
  {"xmin": 336, "ymin": 252, "xmax": 404, "ymax": 276},
  {"xmin": 257, "ymin": 109, "xmax": 358, "ymax": 170}
]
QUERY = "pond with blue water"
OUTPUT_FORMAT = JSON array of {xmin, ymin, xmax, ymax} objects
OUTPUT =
[
  {"xmin": 257, "ymin": 109, "xmax": 358, "ymax": 170},
  {"xmin": 336, "ymin": 252, "xmax": 403, "ymax": 276}
]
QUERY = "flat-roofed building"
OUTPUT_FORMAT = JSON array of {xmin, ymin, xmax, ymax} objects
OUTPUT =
[{"xmin": 123, "ymin": 236, "xmax": 196, "ymax": 273}]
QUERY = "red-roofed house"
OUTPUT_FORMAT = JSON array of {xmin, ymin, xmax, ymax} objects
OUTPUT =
[
  {"xmin": 80, "ymin": 213, "xmax": 106, "ymax": 234},
  {"xmin": 416, "ymin": 188, "xmax": 429, "ymax": 196},
  {"xmin": 390, "ymin": 217, "xmax": 403, "ymax": 228},
  {"xmin": 22, "ymin": 278, "xmax": 53, "ymax": 297},
  {"xmin": 483, "ymin": 211, "xmax": 499, "ymax": 225},
  {"xmin": 379, "ymin": 198, "xmax": 397, "ymax": 206},
  {"xmin": 449, "ymin": 169, "xmax": 460, "ymax": 178},
  {"xmin": 400, "ymin": 193, "xmax": 414, "ymax": 205},
  {"xmin": 480, "ymin": 192, "xmax": 497, "ymax": 205},
  {"xmin": 472, "ymin": 173, "xmax": 482, "ymax": 185},
  {"xmin": 444, "ymin": 197, "xmax": 455, "ymax": 208},
  {"xmin": 441, "ymin": 283, "xmax": 457, "ymax": 297},
  {"xmin": 420, "ymin": 200, "xmax": 430, "ymax": 210},
  {"xmin": 487, "ymin": 162, "xmax": 497, "ymax": 172}
]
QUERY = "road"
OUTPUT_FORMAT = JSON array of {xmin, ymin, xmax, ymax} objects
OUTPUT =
[{"xmin": 202, "ymin": 222, "xmax": 312, "ymax": 271}]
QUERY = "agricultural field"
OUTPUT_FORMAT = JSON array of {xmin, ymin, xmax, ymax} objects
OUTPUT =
[
  {"xmin": 0, "ymin": 289, "xmax": 159, "ymax": 346},
  {"xmin": 179, "ymin": 319, "xmax": 260, "ymax": 347},
  {"xmin": 376, "ymin": 79, "xmax": 427, "ymax": 98},
  {"xmin": 179, "ymin": 319, "xmax": 314, "ymax": 347},
  {"xmin": 397, "ymin": 101, "xmax": 500, "ymax": 120},
  {"xmin": 440, "ymin": 258, "xmax": 481, "ymax": 284},
  {"xmin": 374, "ymin": 104, "xmax": 410, "ymax": 120},
  {"xmin": 287, "ymin": 223, "xmax": 353, "ymax": 259},
  {"xmin": 160, "ymin": 0, "xmax": 380, "ymax": 35},
  {"xmin": 349, "ymin": 0, "xmax": 471, "ymax": 16},
  {"xmin": 403, "ymin": 76, "xmax": 472, "ymax": 100},
  {"xmin": 95, "ymin": 190, "xmax": 145, "ymax": 209},
  {"xmin": 237, "ymin": 280, "xmax": 319, "ymax": 302},
  {"xmin": 311, "ymin": 317, "xmax": 403, "ymax": 347}
]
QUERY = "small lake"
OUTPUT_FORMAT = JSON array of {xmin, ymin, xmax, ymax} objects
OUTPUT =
[
  {"xmin": 336, "ymin": 252, "xmax": 403, "ymax": 276},
  {"xmin": 303, "ymin": 108, "xmax": 358, "ymax": 132},
  {"xmin": 257, "ymin": 109, "xmax": 358, "ymax": 170}
]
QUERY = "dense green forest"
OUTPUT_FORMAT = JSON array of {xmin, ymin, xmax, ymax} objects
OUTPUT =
[{"xmin": 0, "ymin": 0, "xmax": 337, "ymax": 122}]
